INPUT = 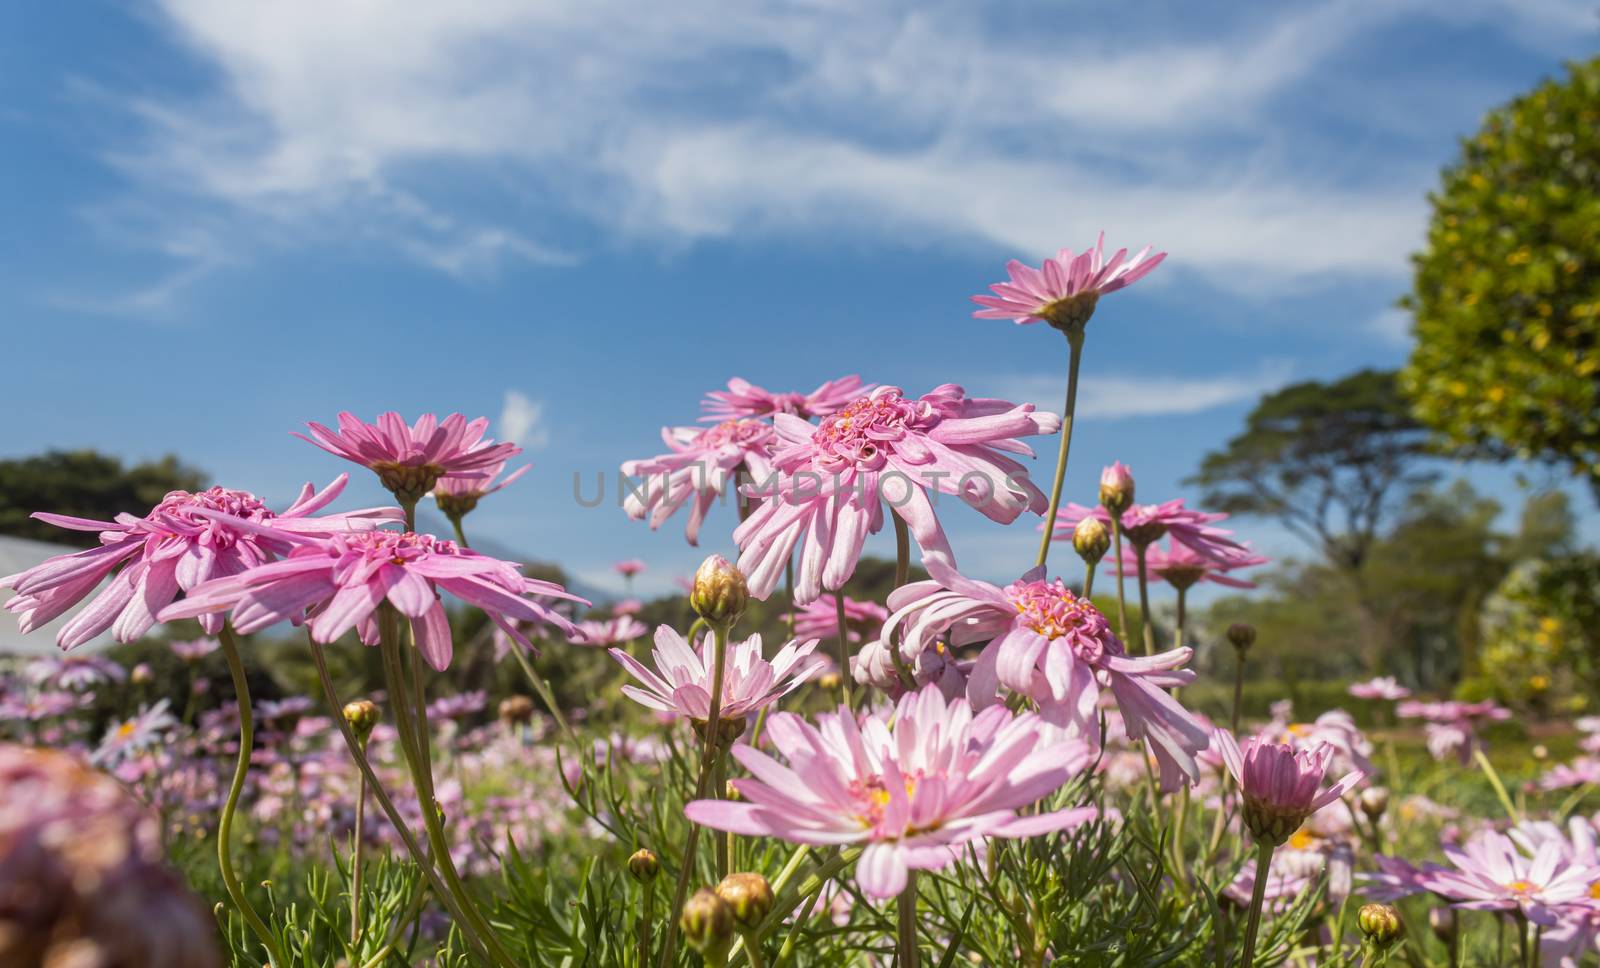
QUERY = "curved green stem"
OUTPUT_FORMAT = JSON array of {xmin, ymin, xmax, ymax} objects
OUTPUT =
[
  {"xmin": 1035, "ymin": 330, "xmax": 1085, "ymax": 569},
  {"xmin": 217, "ymin": 625, "xmax": 289, "ymax": 968},
  {"xmin": 1134, "ymin": 544, "xmax": 1155, "ymax": 657},
  {"xmin": 1111, "ymin": 520, "xmax": 1130, "ymax": 642},
  {"xmin": 1240, "ymin": 842, "xmax": 1275, "ymax": 968},
  {"xmin": 1474, "ymin": 748, "xmax": 1523, "ymax": 823}
]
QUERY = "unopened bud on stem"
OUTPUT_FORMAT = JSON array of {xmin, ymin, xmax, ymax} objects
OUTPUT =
[
  {"xmin": 690, "ymin": 555, "xmax": 748, "ymax": 629},
  {"xmin": 1098, "ymin": 462, "xmax": 1135, "ymax": 517},
  {"xmin": 627, "ymin": 848, "xmax": 659, "ymax": 883},
  {"xmin": 1226, "ymin": 623, "xmax": 1257, "ymax": 653},
  {"xmin": 342, "ymin": 700, "xmax": 380, "ymax": 744},
  {"xmin": 715, "ymin": 872, "xmax": 774, "ymax": 931},
  {"xmin": 1358, "ymin": 903, "xmax": 1403, "ymax": 946},
  {"xmin": 680, "ymin": 888, "xmax": 734, "ymax": 962},
  {"xmin": 1072, "ymin": 516, "xmax": 1110, "ymax": 566}
]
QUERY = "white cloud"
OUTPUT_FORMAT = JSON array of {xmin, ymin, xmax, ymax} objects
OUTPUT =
[
  {"xmin": 499, "ymin": 391, "xmax": 548, "ymax": 450},
  {"xmin": 996, "ymin": 360, "xmax": 1296, "ymax": 421},
  {"xmin": 75, "ymin": 0, "xmax": 1593, "ymax": 296}
]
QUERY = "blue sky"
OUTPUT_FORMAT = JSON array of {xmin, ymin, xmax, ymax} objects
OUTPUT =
[{"xmin": 1, "ymin": 1, "xmax": 1595, "ymax": 601}]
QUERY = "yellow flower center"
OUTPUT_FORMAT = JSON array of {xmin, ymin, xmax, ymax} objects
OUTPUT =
[
  {"xmin": 116, "ymin": 721, "xmax": 137, "ymax": 739},
  {"xmin": 1506, "ymin": 880, "xmax": 1536, "ymax": 895},
  {"xmin": 1288, "ymin": 830, "xmax": 1317, "ymax": 852}
]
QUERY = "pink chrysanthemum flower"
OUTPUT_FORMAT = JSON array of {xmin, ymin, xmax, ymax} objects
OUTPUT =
[
  {"xmin": 159, "ymin": 529, "xmax": 583, "ymax": 671},
  {"xmin": 569, "ymin": 615, "xmax": 649, "ymax": 647},
  {"xmin": 609, "ymin": 626, "xmax": 824, "ymax": 728},
  {"xmin": 613, "ymin": 559, "xmax": 646, "ymax": 578},
  {"xmin": 1348, "ymin": 676, "xmax": 1412, "ymax": 701},
  {"xmin": 971, "ymin": 234, "xmax": 1166, "ymax": 330},
  {"xmin": 685, "ymin": 684, "xmax": 1104, "ymax": 898},
  {"xmin": 794, "ymin": 594, "xmax": 889, "ymax": 645},
  {"xmin": 736, "ymin": 385, "xmax": 1059, "ymax": 603},
  {"xmin": 701, "ymin": 375, "xmax": 871, "ymax": 422},
  {"xmin": 1214, "ymin": 729, "xmax": 1365, "ymax": 846},
  {"xmin": 1142, "ymin": 539, "xmax": 1268, "ymax": 590},
  {"xmin": 1051, "ymin": 500, "xmax": 1250, "ymax": 563},
  {"xmin": 874, "ymin": 561, "xmax": 1208, "ymax": 788},
  {"xmin": 622, "ymin": 420, "xmax": 777, "ymax": 545},
  {"xmin": 1, "ymin": 476, "xmax": 399, "ymax": 650},
  {"xmin": 1420, "ymin": 829, "xmax": 1600, "ymax": 926},
  {"xmin": 431, "ymin": 459, "xmax": 530, "ymax": 521},
  {"xmin": 295, "ymin": 412, "xmax": 520, "ymax": 503}
]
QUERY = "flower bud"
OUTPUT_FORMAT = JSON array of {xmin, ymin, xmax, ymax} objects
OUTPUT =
[
  {"xmin": 1072, "ymin": 516, "xmax": 1110, "ymax": 566},
  {"xmin": 715, "ymin": 873, "xmax": 774, "ymax": 931},
  {"xmin": 130, "ymin": 663, "xmax": 154, "ymax": 686},
  {"xmin": 724, "ymin": 780, "xmax": 742, "ymax": 802},
  {"xmin": 1098, "ymin": 462, "xmax": 1135, "ymax": 516},
  {"xmin": 691, "ymin": 716, "xmax": 749, "ymax": 746},
  {"xmin": 1226, "ymin": 623, "xmax": 1257, "ymax": 653},
  {"xmin": 342, "ymin": 700, "xmax": 380, "ymax": 743},
  {"xmin": 1428, "ymin": 907, "xmax": 1457, "ymax": 944},
  {"xmin": 818, "ymin": 671, "xmax": 842, "ymax": 691},
  {"xmin": 1358, "ymin": 903, "xmax": 1403, "ymax": 946},
  {"xmin": 498, "ymin": 695, "xmax": 535, "ymax": 727},
  {"xmin": 627, "ymin": 848, "xmax": 659, "ymax": 883},
  {"xmin": 690, "ymin": 555, "xmax": 748, "ymax": 628},
  {"xmin": 1359, "ymin": 786, "xmax": 1389, "ymax": 821},
  {"xmin": 680, "ymin": 888, "xmax": 734, "ymax": 959}
]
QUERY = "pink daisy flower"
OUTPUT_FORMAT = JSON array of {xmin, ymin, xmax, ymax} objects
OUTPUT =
[
  {"xmin": 295, "ymin": 412, "xmax": 520, "ymax": 503},
  {"xmin": 1422, "ymin": 829, "xmax": 1600, "ymax": 926},
  {"xmin": 1141, "ymin": 539, "xmax": 1268, "ymax": 590},
  {"xmin": 1347, "ymin": 676, "xmax": 1412, "ymax": 701},
  {"xmin": 168, "ymin": 637, "xmax": 220, "ymax": 663},
  {"xmin": 569, "ymin": 615, "xmax": 649, "ymax": 647},
  {"xmin": 1051, "ymin": 500, "xmax": 1250, "ymax": 563},
  {"xmin": 971, "ymin": 234, "xmax": 1166, "ymax": 330},
  {"xmin": 874, "ymin": 561, "xmax": 1208, "ymax": 789},
  {"xmin": 613, "ymin": 559, "xmax": 647, "ymax": 578},
  {"xmin": 93, "ymin": 699, "xmax": 177, "ymax": 767},
  {"xmin": 609, "ymin": 626, "xmax": 825, "ymax": 726},
  {"xmin": 621, "ymin": 420, "xmax": 777, "ymax": 545},
  {"xmin": 685, "ymin": 684, "xmax": 1104, "ymax": 898},
  {"xmin": 2, "ymin": 475, "xmax": 399, "ymax": 650},
  {"xmin": 1214, "ymin": 729, "xmax": 1365, "ymax": 846},
  {"xmin": 159, "ymin": 529, "xmax": 584, "ymax": 671},
  {"xmin": 793, "ymin": 594, "xmax": 889, "ymax": 645},
  {"xmin": 431, "ymin": 459, "xmax": 530, "ymax": 520},
  {"xmin": 25, "ymin": 654, "xmax": 126, "ymax": 690},
  {"xmin": 736, "ymin": 385, "xmax": 1060, "ymax": 603},
  {"xmin": 701, "ymin": 375, "xmax": 871, "ymax": 422}
]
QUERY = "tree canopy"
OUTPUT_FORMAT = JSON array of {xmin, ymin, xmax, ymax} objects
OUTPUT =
[
  {"xmin": 1186, "ymin": 368, "xmax": 1435, "ymax": 572},
  {"xmin": 1402, "ymin": 56, "xmax": 1600, "ymax": 496},
  {"xmin": 0, "ymin": 450, "xmax": 206, "ymax": 548}
]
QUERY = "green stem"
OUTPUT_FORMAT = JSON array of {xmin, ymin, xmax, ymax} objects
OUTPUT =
[
  {"xmin": 885, "ymin": 516, "xmax": 916, "ymax": 690},
  {"xmin": 834, "ymin": 591, "xmax": 854, "ymax": 706},
  {"xmin": 1231, "ymin": 648, "xmax": 1247, "ymax": 734},
  {"xmin": 1474, "ymin": 748, "xmax": 1523, "ymax": 823},
  {"xmin": 217, "ymin": 625, "xmax": 289, "ymax": 968},
  {"xmin": 1082, "ymin": 560, "xmax": 1096, "ymax": 600},
  {"xmin": 898, "ymin": 871, "xmax": 919, "ymax": 968},
  {"xmin": 1034, "ymin": 330, "xmax": 1085, "ymax": 569},
  {"xmin": 741, "ymin": 931, "xmax": 767, "ymax": 968},
  {"xmin": 1134, "ymin": 544, "xmax": 1155, "ymax": 657},
  {"xmin": 307, "ymin": 637, "xmax": 490, "ymax": 965},
  {"xmin": 640, "ymin": 881, "xmax": 656, "ymax": 968},
  {"xmin": 1112, "ymin": 520, "xmax": 1130, "ymax": 642},
  {"xmin": 784, "ymin": 561, "xmax": 796, "ymax": 640},
  {"xmin": 351, "ymin": 766, "xmax": 367, "ymax": 944},
  {"xmin": 1174, "ymin": 586, "xmax": 1187, "ymax": 652},
  {"xmin": 1240, "ymin": 841, "xmax": 1275, "ymax": 968}
]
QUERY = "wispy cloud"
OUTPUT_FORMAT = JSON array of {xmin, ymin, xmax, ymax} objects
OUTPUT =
[
  {"xmin": 499, "ymin": 391, "xmax": 548, "ymax": 451},
  {"xmin": 994, "ymin": 360, "xmax": 1296, "ymax": 421},
  {"xmin": 67, "ymin": 0, "xmax": 1594, "ymax": 300}
]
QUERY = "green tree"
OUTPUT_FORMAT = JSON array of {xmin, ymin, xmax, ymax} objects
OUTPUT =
[
  {"xmin": 1188, "ymin": 369, "xmax": 1435, "ymax": 573},
  {"xmin": 1402, "ymin": 57, "xmax": 1600, "ymax": 495},
  {"xmin": 0, "ymin": 450, "xmax": 206, "ymax": 548}
]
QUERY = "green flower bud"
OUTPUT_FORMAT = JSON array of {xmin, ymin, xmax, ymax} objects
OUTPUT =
[
  {"xmin": 680, "ymin": 888, "xmax": 734, "ymax": 960},
  {"xmin": 1358, "ymin": 903, "xmax": 1403, "ymax": 946},
  {"xmin": 715, "ymin": 872, "xmax": 774, "ymax": 931},
  {"xmin": 1359, "ymin": 786, "xmax": 1389, "ymax": 821},
  {"xmin": 1098, "ymin": 462, "xmax": 1135, "ymax": 516},
  {"xmin": 627, "ymin": 848, "xmax": 659, "ymax": 883},
  {"xmin": 342, "ymin": 700, "xmax": 380, "ymax": 743},
  {"xmin": 690, "ymin": 555, "xmax": 748, "ymax": 628},
  {"xmin": 1072, "ymin": 516, "xmax": 1110, "ymax": 565},
  {"xmin": 1226, "ymin": 623, "xmax": 1256, "ymax": 653}
]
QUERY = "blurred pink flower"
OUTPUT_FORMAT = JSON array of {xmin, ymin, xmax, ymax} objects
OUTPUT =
[
  {"xmin": 874, "ymin": 561, "xmax": 1208, "ymax": 789},
  {"xmin": 685, "ymin": 684, "xmax": 1103, "ymax": 898},
  {"xmin": 700, "ymin": 375, "xmax": 871, "ymax": 421},
  {"xmin": 1420, "ymin": 829, "xmax": 1600, "ymax": 926},
  {"xmin": 1214, "ymin": 729, "xmax": 1364, "ymax": 846},
  {"xmin": 613, "ymin": 559, "xmax": 647, "ymax": 578},
  {"xmin": 736, "ymin": 385, "xmax": 1059, "ymax": 603},
  {"xmin": 794, "ymin": 594, "xmax": 889, "ymax": 645},
  {"xmin": 569, "ymin": 615, "xmax": 649, "ymax": 647},
  {"xmin": 610, "ymin": 626, "xmax": 823, "ymax": 725},
  {"xmin": 1540, "ymin": 758, "xmax": 1600, "ymax": 792},
  {"xmin": 2, "ymin": 475, "xmax": 399, "ymax": 649},
  {"xmin": 1397, "ymin": 700, "xmax": 1510, "ymax": 765},
  {"xmin": 296, "ymin": 412, "xmax": 520, "ymax": 502},
  {"xmin": 25, "ymin": 654, "xmax": 125, "ymax": 690},
  {"xmin": 1348, "ymin": 676, "xmax": 1411, "ymax": 701},
  {"xmin": 971, "ymin": 234, "xmax": 1165, "ymax": 327},
  {"xmin": 431, "ymin": 459, "xmax": 530, "ymax": 520},
  {"xmin": 94, "ymin": 700, "xmax": 177, "ymax": 766},
  {"xmin": 1051, "ymin": 500, "xmax": 1250, "ymax": 563},
  {"xmin": 160, "ymin": 529, "xmax": 584, "ymax": 671},
  {"xmin": 622, "ymin": 420, "xmax": 776, "ymax": 545},
  {"xmin": 613, "ymin": 598, "xmax": 643, "ymax": 616},
  {"xmin": 1141, "ymin": 539, "xmax": 1268, "ymax": 590},
  {"xmin": 169, "ymin": 637, "xmax": 220, "ymax": 663}
]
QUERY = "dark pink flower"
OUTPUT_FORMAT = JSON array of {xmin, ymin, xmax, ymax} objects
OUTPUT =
[
  {"xmin": 971, "ymin": 234, "xmax": 1165, "ymax": 329},
  {"xmin": 159, "ymin": 529, "xmax": 584, "ymax": 671},
  {"xmin": 701, "ymin": 376, "xmax": 871, "ymax": 422},
  {"xmin": 431, "ymin": 459, "xmax": 530, "ymax": 520},
  {"xmin": 295, "ymin": 412, "xmax": 520, "ymax": 502},
  {"xmin": 1141, "ymin": 539, "xmax": 1268, "ymax": 590},
  {"xmin": 1214, "ymin": 729, "xmax": 1365, "ymax": 846},
  {"xmin": 613, "ymin": 559, "xmax": 647, "ymax": 578},
  {"xmin": 2, "ymin": 476, "xmax": 399, "ymax": 649},
  {"xmin": 736, "ymin": 385, "xmax": 1059, "ymax": 603},
  {"xmin": 1052, "ymin": 500, "xmax": 1251, "ymax": 563},
  {"xmin": 622, "ymin": 420, "xmax": 776, "ymax": 545},
  {"xmin": 793, "ymin": 594, "xmax": 889, "ymax": 645}
]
